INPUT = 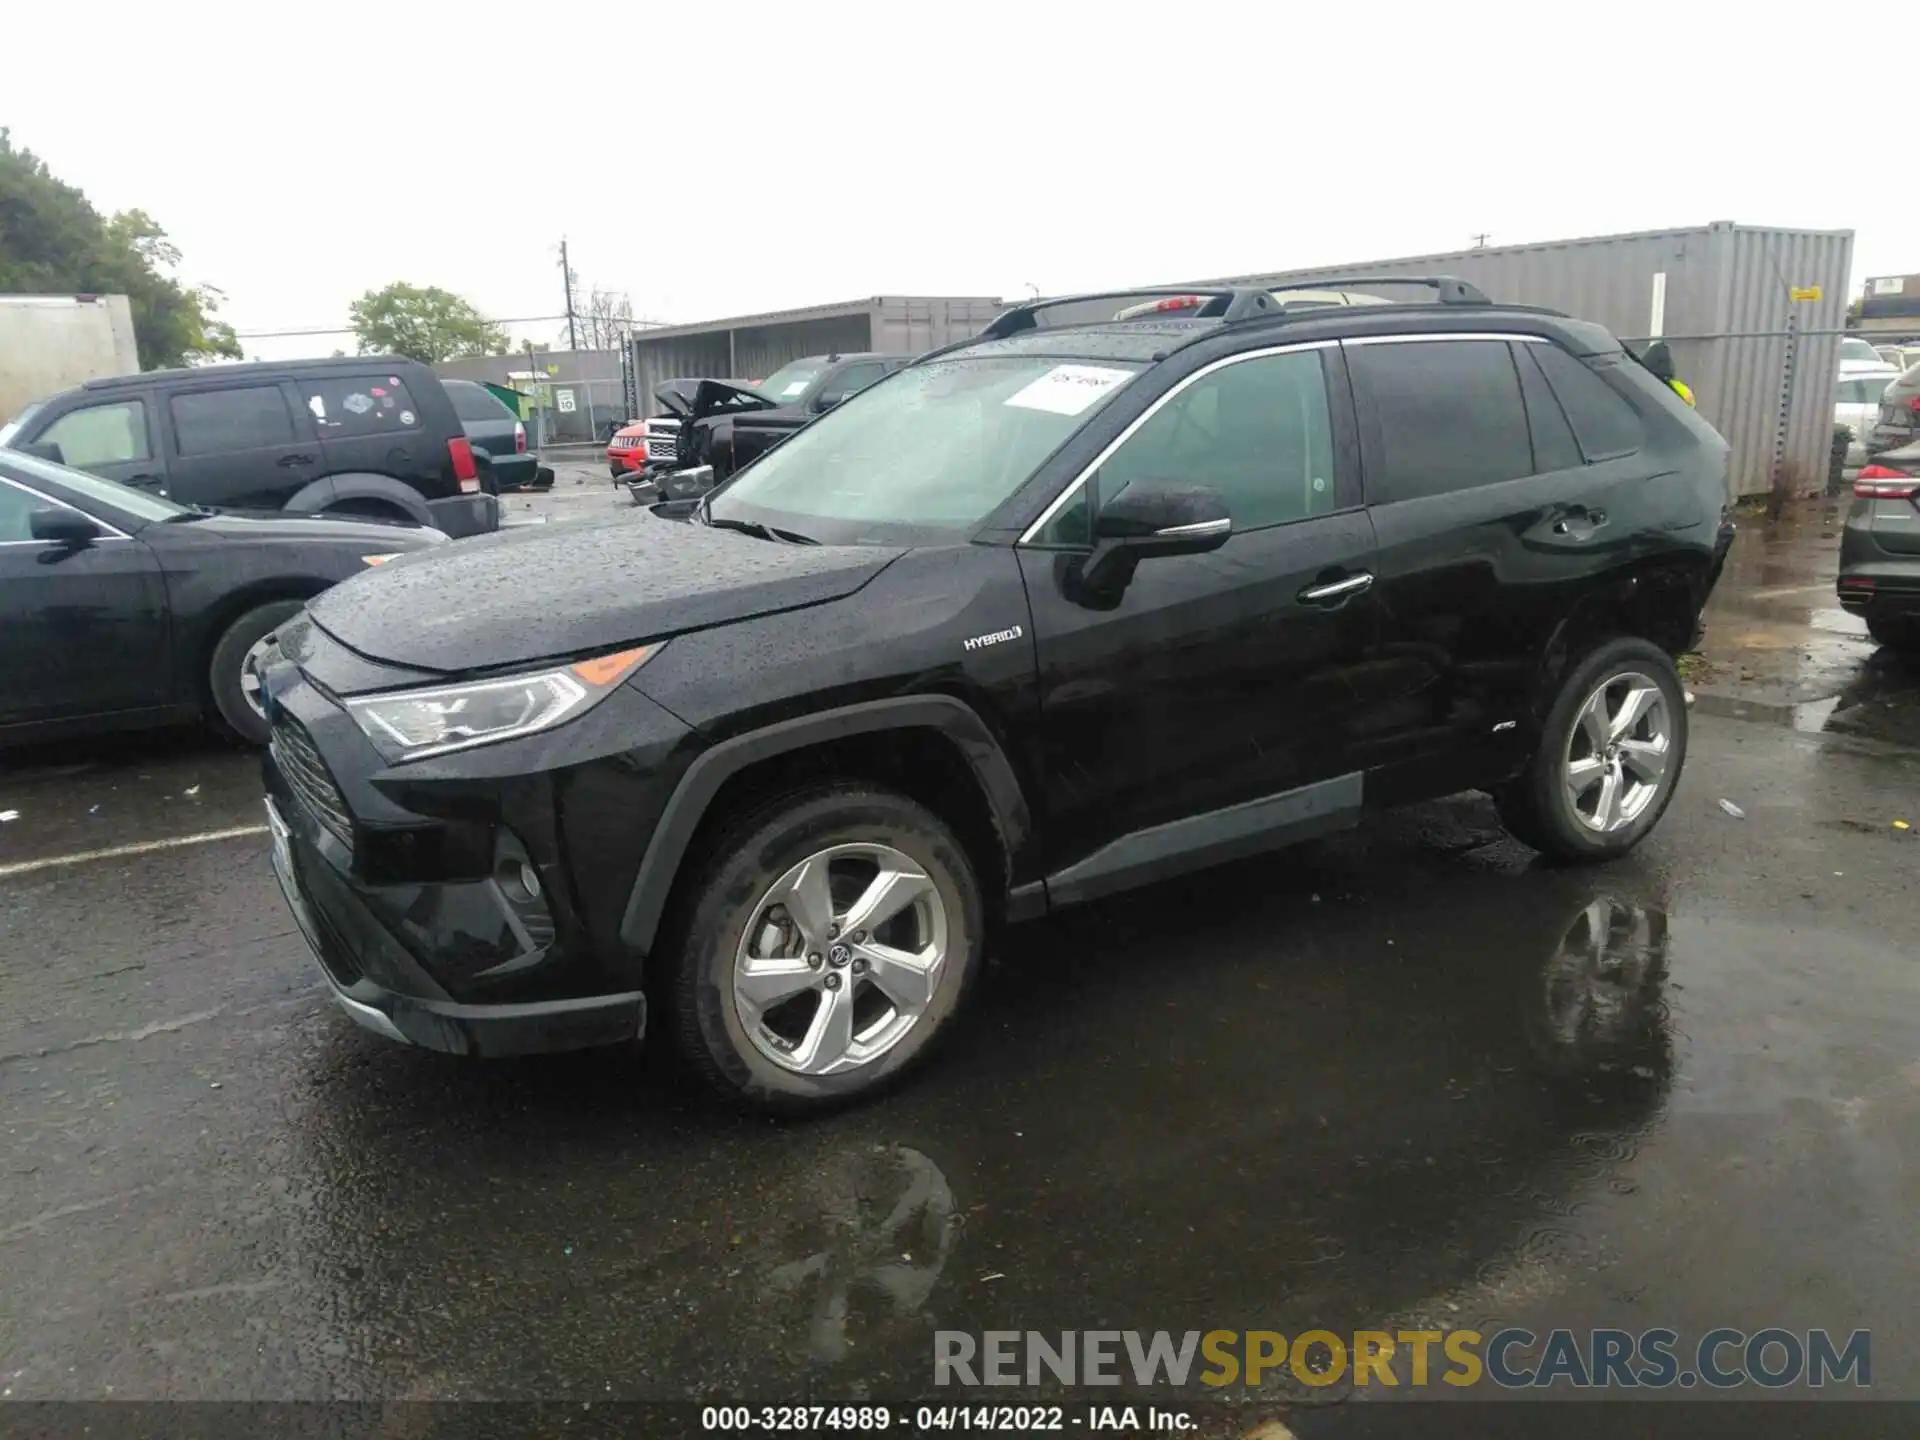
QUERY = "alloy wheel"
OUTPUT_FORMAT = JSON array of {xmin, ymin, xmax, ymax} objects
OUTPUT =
[
  {"xmin": 732, "ymin": 843, "xmax": 948, "ymax": 1076},
  {"xmin": 239, "ymin": 635, "xmax": 277, "ymax": 720},
  {"xmin": 1563, "ymin": 671, "xmax": 1672, "ymax": 833}
]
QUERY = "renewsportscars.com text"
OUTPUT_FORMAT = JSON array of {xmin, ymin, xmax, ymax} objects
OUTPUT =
[{"xmin": 933, "ymin": 1328, "xmax": 1871, "ymax": 1390}]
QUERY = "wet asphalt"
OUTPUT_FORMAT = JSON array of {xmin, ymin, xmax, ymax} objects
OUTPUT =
[{"xmin": 4, "ymin": 497, "xmax": 1920, "ymax": 1408}]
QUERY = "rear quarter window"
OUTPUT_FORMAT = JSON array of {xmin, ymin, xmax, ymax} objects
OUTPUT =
[
  {"xmin": 1530, "ymin": 344, "xmax": 1645, "ymax": 460},
  {"xmin": 303, "ymin": 374, "xmax": 423, "ymax": 436},
  {"xmin": 446, "ymin": 382, "xmax": 513, "ymax": 423}
]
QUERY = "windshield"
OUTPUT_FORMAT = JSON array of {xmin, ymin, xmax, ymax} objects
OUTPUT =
[
  {"xmin": 754, "ymin": 360, "xmax": 829, "ymax": 403},
  {"xmin": 0, "ymin": 402, "xmax": 42, "ymax": 448},
  {"xmin": 1837, "ymin": 376, "xmax": 1894, "ymax": 404},
  {"xmin": 708, "ymin": 355, "xmax": 1143, "ymax": 542},
  {"xmin": 0, "ymin": 448, "xmax": 188, "ymax": 524}
]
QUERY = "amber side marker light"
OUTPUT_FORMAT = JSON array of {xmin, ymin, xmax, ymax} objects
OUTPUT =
[{"xmin": 571, "ymin": 646, "xmax": 656, "ymax": 687}]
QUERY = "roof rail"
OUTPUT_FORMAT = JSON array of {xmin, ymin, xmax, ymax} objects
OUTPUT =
[
  {"xmin": 1269, "ymin": 275, "xmax": 1491, "ymax": 306},
  {"xmin": 977, "ymin": 287, "xmax": 1281, "ymax": 340}
]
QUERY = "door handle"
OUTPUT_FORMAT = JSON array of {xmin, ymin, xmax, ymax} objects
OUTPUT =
[
  {"xmin": 277, "ymin": 453, "xmax": 317, "ymax": 467},
  {"xmin": 1298, "ymin": 572, "xmax": 1374, "ymax": 606},
  {"xmin": 1552, "ymin": 507, "xmax": 1606, "ymax": 537}
]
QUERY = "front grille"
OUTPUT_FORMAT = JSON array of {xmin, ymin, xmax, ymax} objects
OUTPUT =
[
  {"xmin": 609, "ymin": 434, "xmax": 635, "ymax": 450},
  {"xmin": 645, "ymin": 432, "xmax": 679, "ymax": 462},
  {"xmin": 272, "ymin": 719, "xmax": 354, "ymax": 849}
]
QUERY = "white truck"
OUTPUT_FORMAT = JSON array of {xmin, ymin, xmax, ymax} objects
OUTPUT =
[{"xmin": 0, "ymin": 294, "xmax": 141, "ymax": 438}]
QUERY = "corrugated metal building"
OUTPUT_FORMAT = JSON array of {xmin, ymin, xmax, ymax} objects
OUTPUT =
[
  {"xmin": 623, "ymin": 295, "xmax": 1003, "ymax": 417},
  {"xmin": 1195, "ymin": 222, "xmax": 1855, "ymax": 498}
]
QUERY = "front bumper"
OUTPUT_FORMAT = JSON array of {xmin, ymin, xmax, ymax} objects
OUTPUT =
[
  {"xmin": 267, "ymin": 797, "xmax": 646, "ymax": 1055},
  {"xmin": 626, "ymin": 464, "xmax": 718, "ymax": 507},
  {"xmin": 258, "ymin": 618, "xmax": 700, "ymax": 1057},
  {"xmin": 424, "ymin": 491, "xmax": 501, "ymax": 538}
]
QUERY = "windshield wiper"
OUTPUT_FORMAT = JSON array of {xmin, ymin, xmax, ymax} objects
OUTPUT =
[{"xmin": 703, "ymin": 515, "xmax": 818, "ymax": 545}]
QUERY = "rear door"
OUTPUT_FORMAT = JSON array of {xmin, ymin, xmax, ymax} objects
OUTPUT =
[
  {"xmin": 1348, "ymin": 334, "xmax": 1651, "ymax": 799},
  {"xmin": 160, "ymin": 379, "xmax": 319, "ymax": 510},
  {"xmin": 27, "ymin": 394, "xmax": 166, "ymax": 492},
  {"xmin": 1018, "ymin": 341, "xmax": 1381, "ymax": 890},
  {"xmin": 0, "ymin": 475, "xmax": 170, "ymax": 726}
]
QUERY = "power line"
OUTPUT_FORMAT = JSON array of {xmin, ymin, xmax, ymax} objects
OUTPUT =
[{"xmin": 233, "ymin": 313, "xmax": 572, "ymax": 340}]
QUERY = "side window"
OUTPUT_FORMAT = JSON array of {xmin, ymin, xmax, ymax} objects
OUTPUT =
[
  {"xmin": 169, "ymin": 386, "xmax": 296, "ymax": 456},
  {"xmin": 0, "ymin": 479, "xmax": 42, "ymax": 542},
  {"xmin": 302, "ymin": 374, "xmax": 422, "ymax": 435},
  {"xmin": 1349, "ymin": 339, "xmax": 1532, "ymax": 503},
  {"xmin": 822, "ymin": 362, "xmax": 886, "ymax": 403},
  {"xmin": 1530, "ymin": 344, "xmax": 1645, "ymax": 460},
  {"xmin": 1095, "ymin": 349, "xmax": 1336, "ymax": 531},
  {"xmin": 38, "ymin": 401, "xmax": 150, "ymax": 468},
  {"xmin": 1514, "ymin": 344, "xmax": 1583, "ymax": 473}
]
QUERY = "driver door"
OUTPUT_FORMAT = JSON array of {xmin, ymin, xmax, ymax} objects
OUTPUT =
[
  {"xmin": 1014, "ymin": 342, "xmax": 1382, "ymax": 898},
  {"xmin": 0, "ymin": 477, "xmax": 170, "ymax": 728}
]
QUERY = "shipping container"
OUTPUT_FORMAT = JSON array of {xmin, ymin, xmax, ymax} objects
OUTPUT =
[
  {"xmin": 0, "ymin": 294, "xmax": 141, "ymax": 424},
  {"xmin": 1194, "ymin": 222, "xmax": 1855, "ymax": 498},
  {"xmin": 624, "ymin": 296, "xmax": 1003, "ymax": 419}
]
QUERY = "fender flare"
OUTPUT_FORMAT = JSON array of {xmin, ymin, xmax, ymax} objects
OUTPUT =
[
  {"xmin": 284, "ymin": 473, "xmax": 434, "ymax": 525},
  {"xmin": 617, "ymin": 695, "xmax": 1033, "ymax": 956}
]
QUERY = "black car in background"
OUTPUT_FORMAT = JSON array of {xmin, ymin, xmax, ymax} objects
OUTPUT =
[
  {"xmin": 1838, "ymin": 439, "xmax": 1920, "ymax": 652},
  {"xmin": 670, "ymin": 353, "xmax": 915, "ymax": 481},
  {"xmin": 0, "ymin": 356, "xmax": 500, "ymax": 537},
  {"xmin": 261, "ymin": 281, "xmax": 1734, "ymax": 1113},
  {"xmin": 0, "ymin": 448, "xmax": 444, "ymax": 747},
  {"xmin": 441, "ymin": 379, "xmax": 549, "ymax": 493}
]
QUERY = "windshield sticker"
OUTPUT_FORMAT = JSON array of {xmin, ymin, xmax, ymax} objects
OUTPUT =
[
  {"xmin": 308, "ymin": 395, "xmax": 326, "ymax": 420},
  {"xmin": 343, "ymin": 392, "xmax": 374, "ymax": 416},
  {"xmin": 399, "ymin": 410, "xmax": 415, "ymax": 425},
  {"xmin": 1004, "ymin": 365, "xmax": 1134, "ymax": 416},
  {"xmin": 781, "ymin": 381, "xmax": 809, "ymax": 398}
]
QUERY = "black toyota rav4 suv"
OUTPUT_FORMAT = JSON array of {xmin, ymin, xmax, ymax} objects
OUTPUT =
[{"xmin": 260, "ymin": 281, "xmax": 1734, "ymax": 1113}]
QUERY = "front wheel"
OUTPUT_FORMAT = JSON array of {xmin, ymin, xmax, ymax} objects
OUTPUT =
[
  {"xmin": 664, "ymin": 784, "xmax": 983, "ymax": 1113},
  {"xmin": 208, "ymin": 599, "xmax": 305, "ymax": 745},
  {"xmin": 1495, "ymin": 637, "xmax": 1688, "ymax": 862}
]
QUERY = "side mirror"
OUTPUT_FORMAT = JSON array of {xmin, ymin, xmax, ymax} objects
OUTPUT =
[
  {"xmin": 1640, "ymin": 341, "xmax": 1677, "ymax": 383},
  {"xmin": 1075, "ymin": 482, "xmax": 1231, "ymax": 602},
  {"xmin": 17, "ymin": 440, "xmax": 65, "ymax": 465},
  {"xmin": 814, "ymin": 392, "xmax": 847, "ymax": 413},
  {"xmin": 1093, "ymin": 482, "xmax": 1232, "ymax": 556},
  {"xmin": 30, "ymin": 507, "xmax": 102, "ymax": 547}
]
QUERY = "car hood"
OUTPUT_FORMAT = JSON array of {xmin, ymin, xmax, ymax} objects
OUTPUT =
[
  {"xmin": 163, "ymin": 509, "xmax": 447, "ymax": 548},
  {"xmin": 652, "ymin": 379, "xmax": 784, "ymax": 423},
  {"xmin": 306, "ymin": 512, "xmax": 905, "ymax": 673}
]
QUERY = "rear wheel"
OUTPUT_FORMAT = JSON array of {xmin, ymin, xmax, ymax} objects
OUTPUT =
[
  {"xmin": 208, "ymin": 599, "xmax": 305, "ymax": 745},
  {"xmin": 1865, "ymin": 613, "xmax": 1919, "ymax": 653},
  {"xmin": 664, "ymin": 784, "xmax": 983, "ymax": 1113},
  {"xmin": 1495, "ymin": 637, "xmax": 1688, "ymax": 862}
]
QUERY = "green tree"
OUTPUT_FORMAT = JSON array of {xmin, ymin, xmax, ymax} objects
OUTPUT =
[
  {"xmin": 348, "ymin": 282, "xmax": 507, "ymax": 364},
  {"xmin": 0, "ymin": 129, "xmax": 242, "ymax": 368}
]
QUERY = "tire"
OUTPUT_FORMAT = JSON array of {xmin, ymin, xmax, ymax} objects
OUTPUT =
[
  {"xmin": 208, "ymin": 599, "xmax": 305, "ymax": 745},
  {"xmin": 1865, "ymin": 613, "xmax": 1918, "ymax": 653},
  {"xmin": 664, "ymin": 783, "xmax": 984, "ymax": 1114},
  {"xmin": 1494, "ymin": 637, "xmax": 1688, "ymax": 863}
]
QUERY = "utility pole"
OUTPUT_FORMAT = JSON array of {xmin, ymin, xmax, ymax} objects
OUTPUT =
[
  {"xmin": 1471, "ymin": 233, "xmax": 1491, "ymax": 249},
  {"xmin": 559, "ymin": 238, "xmax": 578, "ymax": 352}
]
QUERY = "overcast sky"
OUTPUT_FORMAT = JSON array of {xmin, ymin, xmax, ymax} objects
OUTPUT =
[{"xmin": 7, "ymin": 1, "xmax": 1906, "ymax": 361}]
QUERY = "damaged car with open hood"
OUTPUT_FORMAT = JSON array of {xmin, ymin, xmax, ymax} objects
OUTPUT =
[{"xmin": 259, "ymin": 281, "xmax": 1734, "ymax": 1114}]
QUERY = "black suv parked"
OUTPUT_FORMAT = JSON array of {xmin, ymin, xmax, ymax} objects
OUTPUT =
[
  {"xmin": 1, "ymin": 357, "xmax": 499, "ymax": 537},
  {"xmin": 259, "ymin": 282, "xmax": 1734, "ymax": 1112}
]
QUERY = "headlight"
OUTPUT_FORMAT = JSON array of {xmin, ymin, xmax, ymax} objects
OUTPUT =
[{"xmin": 345, "ymin": 645, "xmax": 658, "ymax": 762}]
